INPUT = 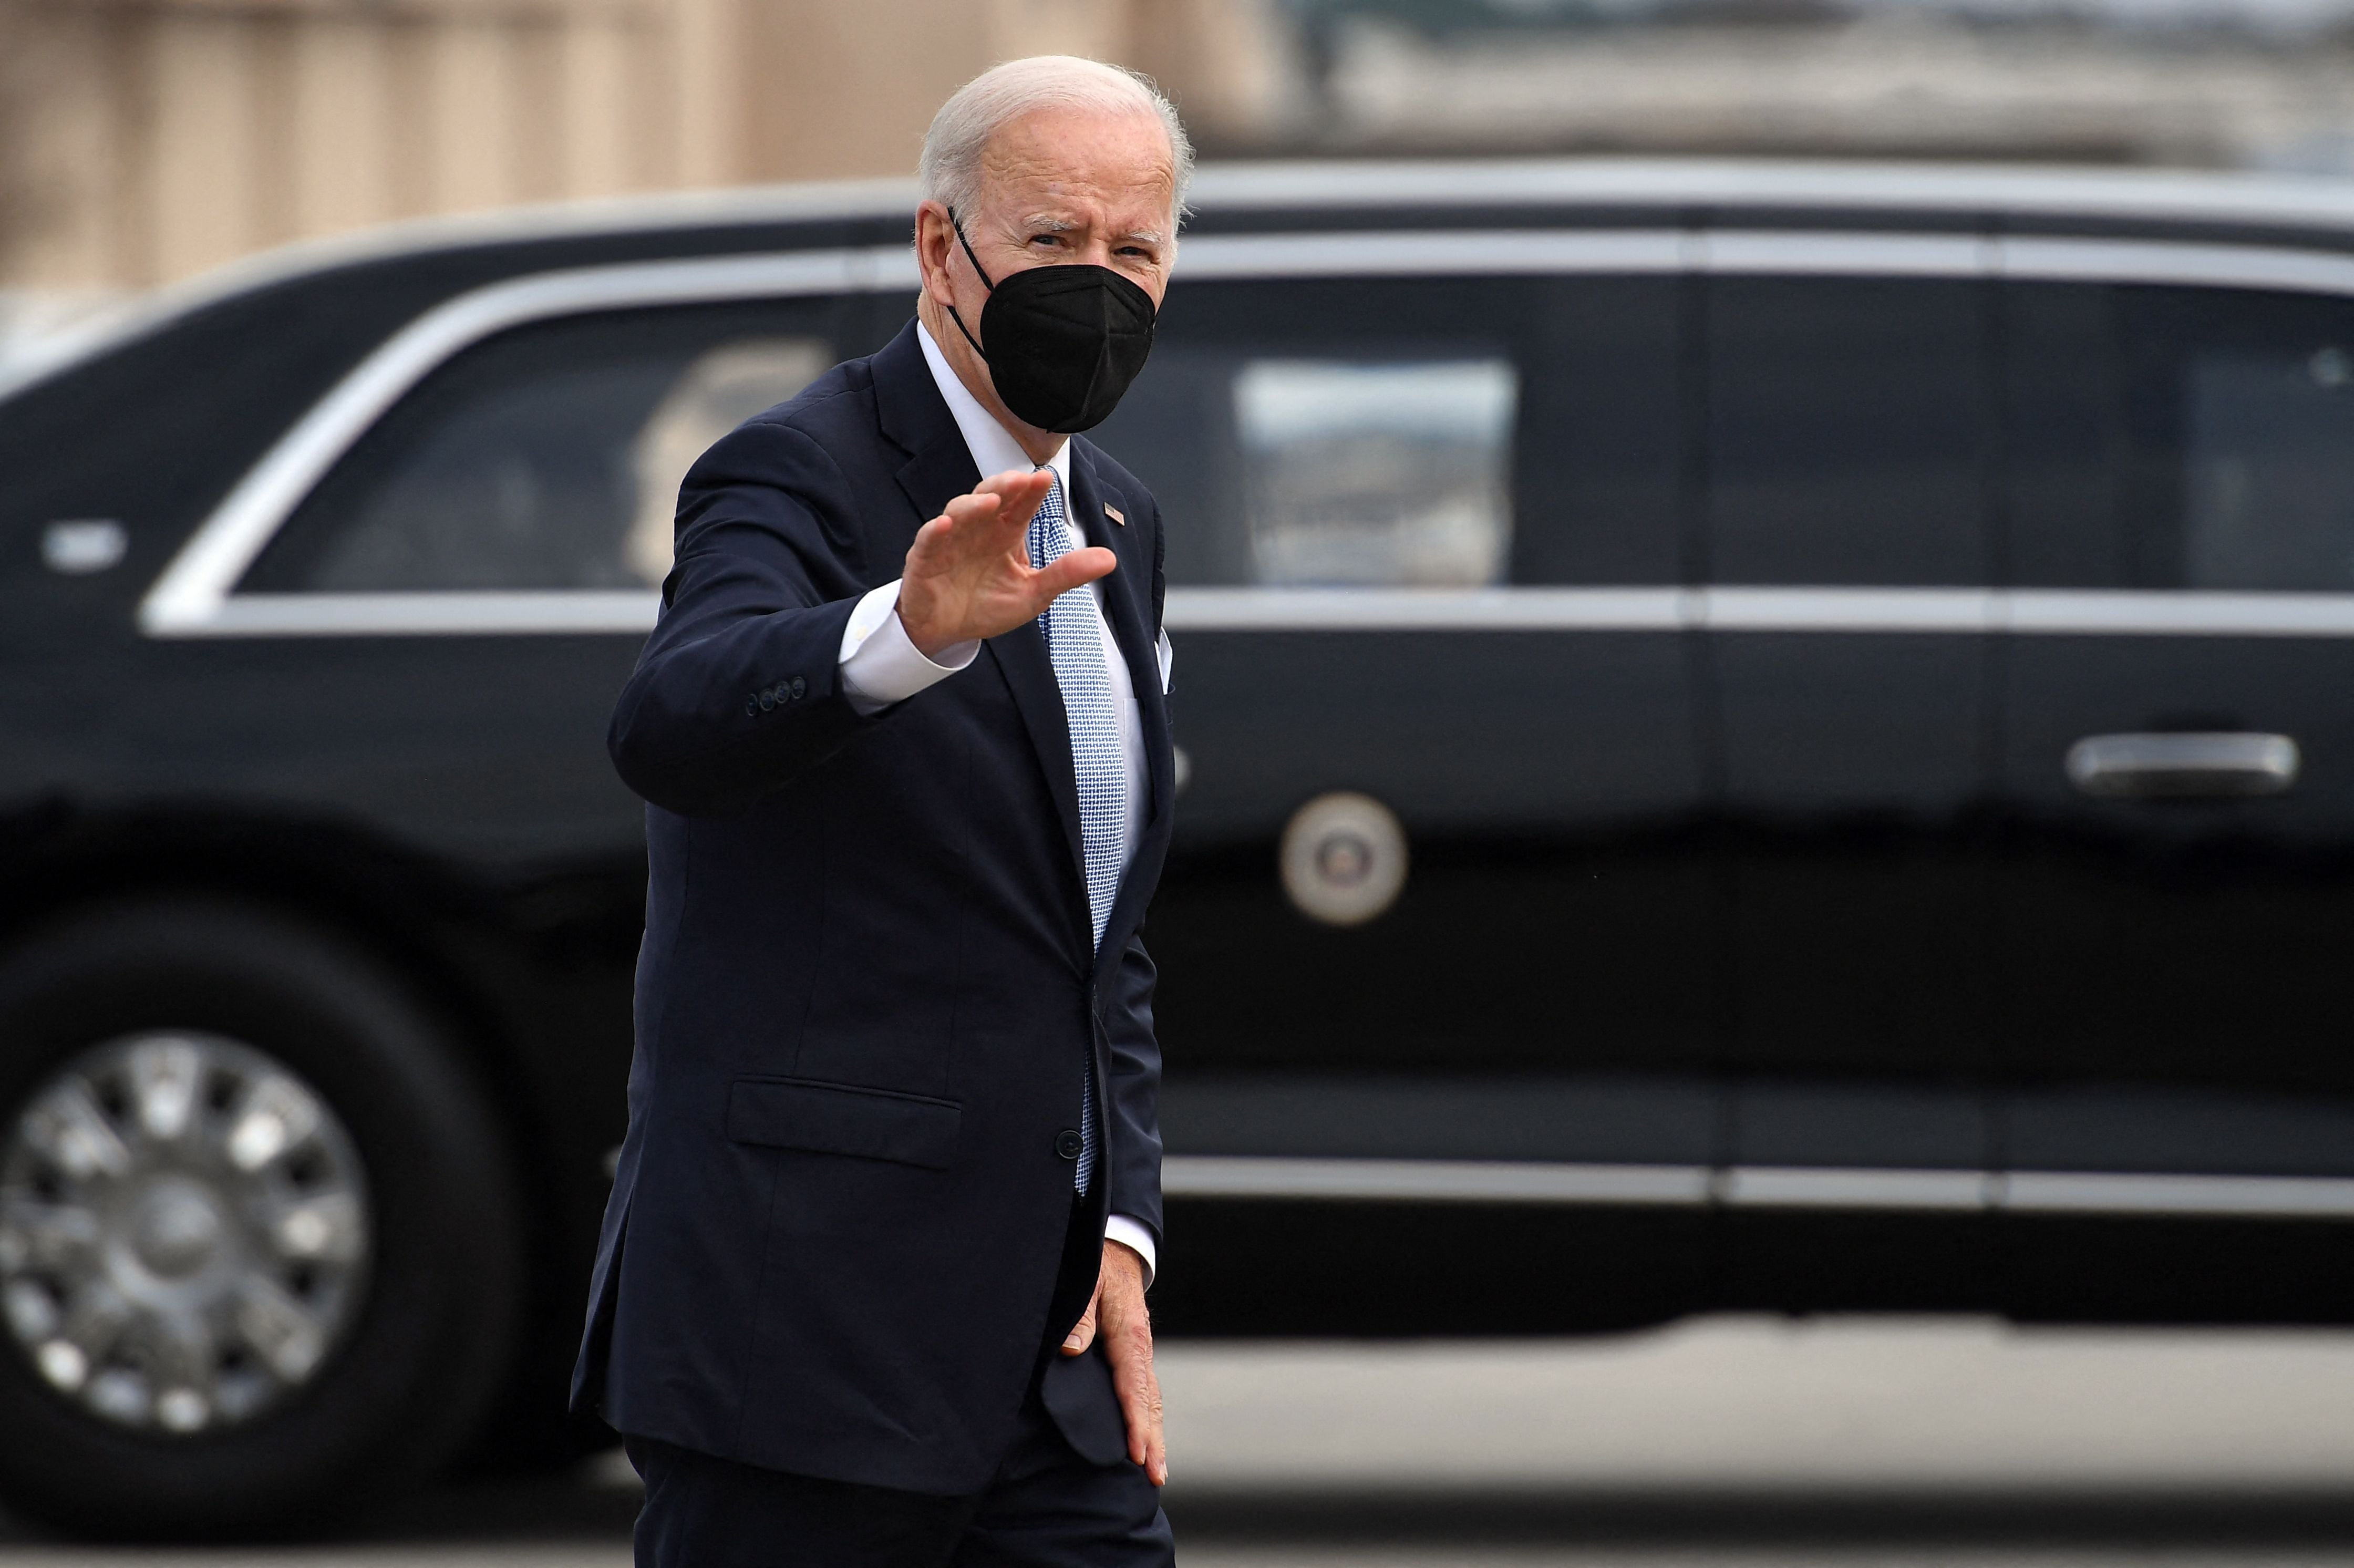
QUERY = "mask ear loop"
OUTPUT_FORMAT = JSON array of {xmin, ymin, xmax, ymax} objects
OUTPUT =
[{"xmin": 942, "ymin": 209, "xmax": 994, "ymax": 363}]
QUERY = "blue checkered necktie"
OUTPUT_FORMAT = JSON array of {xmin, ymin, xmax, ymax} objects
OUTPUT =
[{"xmin": 1028, "ymin": 470, "xmax": 1127, "ymax": 1195}]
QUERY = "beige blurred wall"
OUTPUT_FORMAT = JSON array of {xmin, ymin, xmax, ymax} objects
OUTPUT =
[{"xmin": 0, "ymin": 0, "xmax": 1290, "ymax": 293}]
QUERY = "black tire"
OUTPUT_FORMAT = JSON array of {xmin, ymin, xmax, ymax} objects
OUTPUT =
[{"xmin": 0, "ymin": 898, "xmax": 525, "ymax": 1538}]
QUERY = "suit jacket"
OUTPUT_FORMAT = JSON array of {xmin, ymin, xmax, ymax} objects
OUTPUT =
[{"xmin": 571, "ymin": 321, "xmax": 1175, "ymax": 1494}]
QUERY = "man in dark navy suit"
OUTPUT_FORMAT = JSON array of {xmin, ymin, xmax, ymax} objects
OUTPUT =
[{"xmin": 572, "ymin": 55, "xmax": 1188, "ymax": 1568}]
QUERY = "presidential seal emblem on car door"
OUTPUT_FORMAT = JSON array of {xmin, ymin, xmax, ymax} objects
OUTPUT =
[{"xmin": 1279, "ymin": 792, "xmax": 1409, "ymax": 927}]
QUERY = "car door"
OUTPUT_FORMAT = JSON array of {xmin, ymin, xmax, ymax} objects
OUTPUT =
[
  {"xmin": 172, "ymin": 290, "xmax": 873, "ymax": 858},
  {"xmin": 136, "ymin": 281, "xmax": 883, "ymax": 1175},
  {"xmin": 1068, "ymin": 252, "xmax": 1721, "ymax": 1330},
  {"xmin": 1699, "ymin": 262, "xmax": 2003, "ymax": 1308},
  {"xmin": 1992, "ymin": 271, "xmax": 2354, "ymax": 1275}
]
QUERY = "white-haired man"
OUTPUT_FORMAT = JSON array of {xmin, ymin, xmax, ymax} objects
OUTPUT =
[{"xmin": 572, "ymin": 55, "xmax": 1185, "ymax": 1568}]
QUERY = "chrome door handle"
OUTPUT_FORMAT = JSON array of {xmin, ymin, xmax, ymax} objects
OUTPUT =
[{"xmin": 2064, "ymin": 732, "xmax": 2300, "ymax": 799}]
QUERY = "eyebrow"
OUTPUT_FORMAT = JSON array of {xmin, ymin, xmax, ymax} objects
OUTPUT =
[{"xmin": 1016, "ymin": 213, "xmax": 1166, "ymax": 246}]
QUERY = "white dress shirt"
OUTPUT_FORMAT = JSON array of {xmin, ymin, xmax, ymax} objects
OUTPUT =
[{"xmin": 833, "ymin": 322, "xmax": 1158, "ymax": 1283}]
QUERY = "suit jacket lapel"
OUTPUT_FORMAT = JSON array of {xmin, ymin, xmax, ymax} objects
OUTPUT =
[
  {"xmin": 1070, "ymin": 446, "xmax": 1177, "ymax": 975},
  {"xmin": 872, "ymin": 324, "xmax": 1090, "ymax": 918},
  {"xmin": 1068, "ymin": 450, "xmax": 1162, "ymax": 734},
  {"xmin": 986, "ymin": 628, "xmax": 1088, "ymax": 908},
  {"xmin": 874, "ymin": 326, "xmax": 980, "ymax": 571}
]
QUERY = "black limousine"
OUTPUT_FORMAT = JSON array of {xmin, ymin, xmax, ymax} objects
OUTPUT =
[{"xmin": 7, "ymin": 159, "xmax": 2354, "ymax": 1531}]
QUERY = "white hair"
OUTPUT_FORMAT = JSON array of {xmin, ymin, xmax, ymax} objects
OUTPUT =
[{"xmin": 919, "ymin": 56, "xmax": 1193, "ymax": 234}]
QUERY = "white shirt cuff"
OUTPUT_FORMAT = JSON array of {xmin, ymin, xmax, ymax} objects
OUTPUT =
[
  {"xmin": 837, "ymin": 580, "xmax": 978, "ymax": 716},
  {"xmin": 1104, "ymin": 1213, "xmax": 1157, "ymax": 1287}
]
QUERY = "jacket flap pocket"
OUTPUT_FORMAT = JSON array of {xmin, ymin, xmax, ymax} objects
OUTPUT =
[{"xmin": 726, "ymin": 1077, "xmax": 961, "ymax": 1170}]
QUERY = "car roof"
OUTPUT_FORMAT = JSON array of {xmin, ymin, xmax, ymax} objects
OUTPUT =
[{"xmin": 13, "ymin": 156, "xmax": 2354, "ymax": 407}]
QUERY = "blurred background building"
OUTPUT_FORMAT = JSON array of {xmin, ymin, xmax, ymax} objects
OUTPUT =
[
  {"xmin": 0, "ymin": 0, "xmax": 1292, "ymax": 343},
  {"xmin": 8, "ymin": 0, "xmax": 2354, "ymax": 349}
]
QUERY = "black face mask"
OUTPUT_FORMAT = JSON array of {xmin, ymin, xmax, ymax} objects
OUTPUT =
[{"xmin": 944, "ymin": 213, "xmax": 1158, "ymax": 434}]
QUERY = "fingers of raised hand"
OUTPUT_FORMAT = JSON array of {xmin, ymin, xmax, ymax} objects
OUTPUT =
[
  {"xmin": 975, "ymin": 467, "xmax": 1052, "ymax": 504},
  {"xmin": 1031, "ymin": 545, "xmax": 1116, "ymax": 604},
  {"xmin": 910, "ymin": 494, "xmax": 998, "ymax": 563},
  {"xmin": 932, "ymin": 490, "xmax": 1007, "ymax": 539},
  {"xmin": 911, "ymin": 493, "xmax": 1026, "ymax": 583},
  {"xmin": 974, "ymin": 468, "xmax": 1052, "ymax": 533}
]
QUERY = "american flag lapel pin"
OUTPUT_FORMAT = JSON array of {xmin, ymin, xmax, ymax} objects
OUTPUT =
[{"xmin": 1104, "ymin": 503, "xmax": 1126, "ymax": 526}]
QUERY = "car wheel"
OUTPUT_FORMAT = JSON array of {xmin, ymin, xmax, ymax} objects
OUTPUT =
[{"xmin": 0, "ymin": 898, "xmax": 524, "ymax": 1537}]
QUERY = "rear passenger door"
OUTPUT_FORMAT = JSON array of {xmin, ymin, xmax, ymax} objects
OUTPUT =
[
  {"xmin": 147, "ymin": 286, "xmax": 881, "ymax": 1141},
  {"xmin": 210, "ymin": 294, "xmax": 872, "ymax": 862},
  {"xmin": 1995, "ymin": 277, "xmax": 2354, "ymax": 1119},
  {"xmin": 1088, "ymin": 261, "xmax": 1721, "ymax": 1176}
]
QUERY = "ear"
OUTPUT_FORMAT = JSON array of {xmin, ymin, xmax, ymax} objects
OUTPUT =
[{"xmin": 915, "ymin": 201, "xmax": 961, "ymax": 312}]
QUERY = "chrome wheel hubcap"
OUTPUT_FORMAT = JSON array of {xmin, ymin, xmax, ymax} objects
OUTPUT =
[{"xmin": 0, "ymin": 1034, "xmax": 371, "ymax": 1433}]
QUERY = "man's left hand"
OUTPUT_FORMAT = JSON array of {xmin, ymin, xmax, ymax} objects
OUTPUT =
[{"xmin": 1060, "ymin": 1240, "xmax": 1166, "ymax": 1485}]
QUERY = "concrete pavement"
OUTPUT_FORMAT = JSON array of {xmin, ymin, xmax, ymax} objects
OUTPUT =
[{"xmin": 9, "ymin": 1317, "xmax": 2354, "ymax": 1565}]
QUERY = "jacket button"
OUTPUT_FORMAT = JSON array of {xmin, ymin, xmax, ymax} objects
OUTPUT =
[
  {"xmin": 790, "ymin": 676, "xmax": 807, "ymax": 700},
  {"xmin": 745, "ymin": 697, "xmax": 758, "ymax": 717},
  {"xmin": 1055, "ymin": 1129, "xmax": 1084, "ymax": 1160},
  {"xmin": 758, "ymin": 690, "xmax": 775, "ymax": 710}
]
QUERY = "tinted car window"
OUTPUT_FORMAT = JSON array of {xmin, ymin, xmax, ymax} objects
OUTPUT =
[
  {"xmin": 2005, "ymin": 282, "xmax": 2354, "ymax": 592},
  {"xmin": 1085, "ymin": 274, "xmax": 1680, "ymax": 587},
  {"xmin": 1707, "ymin": 276, "xmax": 1990, "ymax": 586},
  {"xmin": 243, "ymin": 301, "xmax": 849, "ymax": 593},
  {"xmin": 1235, "ymin": 357, "xmax": 1516, "ymax": 587},
  {"xmin": 2181, "ymin": 343, "xmax": 2354, "ymax": 590}
]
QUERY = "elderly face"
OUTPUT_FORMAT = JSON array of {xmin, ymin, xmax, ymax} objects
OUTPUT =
[{"xmin": 921, "ymin": 104, "xmax": 1176, "ymax": 332}]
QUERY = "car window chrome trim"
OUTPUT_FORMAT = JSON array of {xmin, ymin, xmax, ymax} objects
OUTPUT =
[
  {"xmin": 137, "ymin": 246, "xmax": 922, "ymax": 638},
  {"xmin": 1692, "ymin": 232, "xmax": 2354, "ymax": 294},
  {"xmin": 1998, "ymin": 235, "xmax": 2354, "ymax": 297},
  {"xmin": 1999, "ymin": 1170, "xmax": 2354, "ymax": 1217},
  {"xmin": 1185, "ymin": 159, "xmax": 2354, "ymax": 237},
  {"xmin": 1996, "ymin": 591, "xmax": 2354, "ymax": 635},
  {"xmin": 1164, "ymin": 1156, "xmax": 2354, "ymax": 1218},
  {"xmin": 1163, "ymin": 1156, "xmax": 1714, "ymax": 1206},
  {"xmin": 1719, "ymin": 1165, "xmax": 1989, "ymax": 1210},
  {"xmin": 1161, "ymin": 587, "xmax": 2354, "ymax": 638},
  {"xmin": 164, "ymin": 586, "xmax": 2354, "ymax": 642},
  {"xmin": 1171, "ymin": 229, "xmax": 1690, "ymax": 279},
  {"xmin": 1163, "ymin": 588, "xmax": 1695, "ymax": 633},
  {"xmin": 1184, "ymin": 230, "xmax": 2354, "ymax": 293},
  {"xmin": 138, "ymin": 227, "xmax": 2354, "ymax": 639},
  {"xmin": 190, "ymin": 591, "xmax": 665, "ymax": 637},
  {"xmin": 1180, "ymin": 228, "xmax": 1985, "ymax": 282},
  {"xmin": 1699, "ymin": 230, "xmax": 1991, "ymax": 276}
]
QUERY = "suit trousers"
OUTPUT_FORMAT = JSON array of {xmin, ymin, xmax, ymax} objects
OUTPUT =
[{"xmin": 623, "ymin": 1204, "xmax": 1173, "ymax": 1568}]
